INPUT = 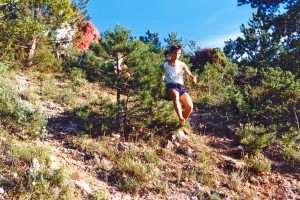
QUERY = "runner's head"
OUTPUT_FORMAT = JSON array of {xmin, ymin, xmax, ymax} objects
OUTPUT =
[
  {"xmin": 170, "ymin": 45, "xmax": 182, "ymax": 60},
  {"xmin": 170, "ymin": 45, "xmax": 182, "ymax": 53}
]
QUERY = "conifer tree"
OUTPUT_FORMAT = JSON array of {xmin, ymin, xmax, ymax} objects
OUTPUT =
[
  {"xmin": 91, "ymin": 25, "xmax": 165, "ymax": 136},
  {"xmin": 139, "ymin": 30, "xmax": 162, "ymax": 53},
  {"xmin": 164, "ymin": 32, "xmax": 183, "ymax": 52},
  {"xmin": 225, "ymin": 0, "xmax": 299, "ymax": 74}
]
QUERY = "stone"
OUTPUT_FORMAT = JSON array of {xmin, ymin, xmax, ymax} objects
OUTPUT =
[
  {"xmin": 74, "ymin": 21, "xmax": 100, "ymax": 50},
  {"xmin": 117, "ymin": 143, "xmax": 126, "ymax": 151},
  {"xmin": 50, "ymin": 162, "xmax": 60, "ymax": 170},
  {"xmin": 176, "ymin": 145, "xmax": 193, "ymax": 156},
  {"xmin": 175, "ymin": 129, "xmax": 190, "ymax": 142},
  {"xmin": 165, "ymin": 140, "xmax": 175, "ymax": 150},
  {"xmin": 73, "ymin": 180, "xmax": 92, "ymax": 194},
  {"xmin": 99, "ymin": 156, "xmax": 113, "ymax": 171},
  {"xmin": 32, "ymin": 158, "xmax": 42, "ymax": 173}
]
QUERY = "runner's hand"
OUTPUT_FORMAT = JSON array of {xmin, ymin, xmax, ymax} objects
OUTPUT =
[{"xmin": 189, "ymin": 74, "xmax": 197, "ymax": 83}]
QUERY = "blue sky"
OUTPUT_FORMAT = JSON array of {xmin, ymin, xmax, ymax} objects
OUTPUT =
[{"xmin": 87, "ymin": 0, "xmax": 254, "ymax": 49}]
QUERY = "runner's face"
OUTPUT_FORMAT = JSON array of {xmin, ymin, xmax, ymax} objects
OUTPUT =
[{"xmin": 171, "ymin": 50, "xmax": 181, "ymax": 60}]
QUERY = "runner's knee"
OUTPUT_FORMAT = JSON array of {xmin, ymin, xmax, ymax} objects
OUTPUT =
[
  {"xmin": 187, "ymin": 102, "xmax": 193, "ymax": 111},
  {"xmin": 168, "ymin": 89, "xmax": 179, "ymax": 100}
]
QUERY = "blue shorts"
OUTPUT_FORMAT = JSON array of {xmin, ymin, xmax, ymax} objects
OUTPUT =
[{"xmin": 166, "ymin": 83, "xmax": 189, "ymax": 100}]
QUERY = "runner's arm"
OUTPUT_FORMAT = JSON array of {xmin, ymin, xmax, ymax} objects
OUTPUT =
[
  {"xmin": 183, "ymin": 63, "xmax": 197, "ymax": 83},
  {"xmin": 159, "ymin": 64, "xmax": 165, "ymax": 82}
]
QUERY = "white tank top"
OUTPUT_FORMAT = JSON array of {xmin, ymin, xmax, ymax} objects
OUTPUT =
[{"xmin": 164, "ymin": 61, "xmax": 184, "ymax": 85}]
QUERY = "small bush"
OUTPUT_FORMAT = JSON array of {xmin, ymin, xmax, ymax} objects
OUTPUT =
[
  {"xmin": 244, "ymin": 154, "xmax": 271, "ymax": 173},
  {"xmin": 31, "ymin": 45, "xmax": 62, "ymax": 73},
  {"xmin": 117, "ymin": 176, "xmax": 141, "ymax": 192},
  {"xmin": 282, "ymin": 146, "xmax": 300, "ymax": 164},
  {"xmin": 236, "ymin": 124, "xmax": 274, "ymax": 155},
  {"xmin": 0, "ymin": 65, "xmax": 46, "ymax": 137},
  {"xmin": 69, "ymin": 67, "xmax": 87, "ymax": 88},
  {"xmin": 8, "ymin": 140, "xmax": 51, "ymax": 164},
  {"xmin": 228, "ymin": 170, "xmax": 244, "ymax": 191},
  {"xmin": 117, "ymin": 156, "xmax": 158, "ymax": 182}
]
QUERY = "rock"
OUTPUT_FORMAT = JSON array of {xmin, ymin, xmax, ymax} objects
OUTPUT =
[
  {"xmin": 174, "ymin": 142, "xmax": 181, "ymax": 148},
  {"xmin": 63, "ymin": 179, "xmax": 76, "ymax": 188},
  {"xmin": 50, "ymin": 162, "xmax": 60, "ymax": 170},
  {"xmin": 52, "ymin": 187, "xmax": 60, "ymax": 199},
  {"xmin": 220, "ymin": 155, "xmax": 246, "ymax": 170},
  {"xmin": 176, "ymin": 145, "xmax": 193, "ymax": 156},
  {"xmin": 258, "ymin": 176, "xmax": 269, "ymax": 185},
  {"xmin": 62, "ymin": 121, "xmax": 79, "ymax": 133},
  {"xmin": 122, "ymin": 194, "xmax": 132, "ymax": 200},
  {"xmin": 167, "ymin": 134, "xmax": 176, "ymax": 142},
  {"xmin": 249, "ymin": 176, "xmax": 259, "ymax": 185},
  {"xmin": 224, "ymin": 159, "xmax": 237, "ymax": 170},
  {"xmin": 73, "ymin": 180, "xmax": 92, "ymax": 194},
  {"xmin": 74, "ymin": 21, "xmax": 100, "ymax": 50},
  {"xmin": 175, "ymin": 129, "xmax": 190, "ymax": 142},
  {"xmin": 32, "ymin": 157, "xmax": 42, "ymax": 173},
  {"xmin": 117, "ymin": 143, "xmax": 126, "ymax": 151},
  {"xmin": 165, "ymin": 140, "xmax": 175, "ymax": 150},
  {"xmin": 112, "ymin": 133, "xmax": 121, "ymax": 139},
  {"xmin": 99, "ymin": 156, "xmax": 113, "ymax": 171},
  {"xmin": 110, "ymin": 189, "xmax": 123, "ymax": 200},
  {"xmin": 49, "ymin": 154, "xmax": 60, "ymax": 170}
]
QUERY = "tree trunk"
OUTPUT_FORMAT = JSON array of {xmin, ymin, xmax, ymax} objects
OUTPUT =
[
  {"xmin": 27, "ymin": 37, "xmax": 36, "ymax": 67},
  {"xmin": 116, "ymin": 54, "xmax": 122, "ymax": 132}
]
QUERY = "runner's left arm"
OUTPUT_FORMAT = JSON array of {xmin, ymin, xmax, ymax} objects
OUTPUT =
[{"xmin": 183, "ymin": 63, "xmax": 197, "ymax": 83}]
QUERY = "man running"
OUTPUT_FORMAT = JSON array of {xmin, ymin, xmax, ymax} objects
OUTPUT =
[{"xmin": 162, "ymin": 45, "xmax": 197, "ymax": 125}]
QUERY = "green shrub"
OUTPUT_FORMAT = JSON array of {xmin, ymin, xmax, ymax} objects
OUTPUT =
[
  {"xmin": 2, "ymin": 139, "xmax": 73, "ymax": 199},
  {"xmin": 282, "ymin": 146, "xmax": 300, "ymax": 164},
  {"xmin": 63, "ymin": 48, "xmax": 104, "ymax": 82},
  {"xmin": 195, "ymin": 62, "xmax": 238, "ymax": 105},
  {"xmin": 69, "ymin": 67, "xmax": 87, "ymax": 88},
  {"xmin": 72, "ymin": 97, "xmax": 119, "ymax": 136},
  {"xmin": 282, "ymin": 130, "xmax": 300, "ymax": 164},
  {"xmin": 244, "ymin": 154, "xmax": 271, "ymax": 173},
  {"xmin": 237, "ymin": 67, "xmax": 300, "ymax": 130},
  {"xmin": 8, "ymin": 140, "xmax": 51, "ymax": 164},
  {"xmin": 228, "ymin": 170, "xmax": 245, "ymax": 191},
  {"xmin": 0, "ymin": 64, "xmax": 46, "ymax": 137},
  {"xmin": 116, "ymin": 155, "xmax": 158, "ymax": 192},
  {"xmin": 236, "ymin": 124, "xmax": 274, "ymax": 155},
  {"xmin": 31, "ymin": 45, "xmax": 62, "ymax": 73}
]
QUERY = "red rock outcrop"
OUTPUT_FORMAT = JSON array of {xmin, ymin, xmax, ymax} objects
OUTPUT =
[{"xmin": 73, "ymin": 20, "xmax": 100, "ymax": 50}]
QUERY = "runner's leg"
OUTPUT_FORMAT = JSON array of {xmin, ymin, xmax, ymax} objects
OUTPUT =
[
  {"xmin": 179, "ymin": 93, "xmax": 193, "ymax": 120},
  {"xmin": 167, "ymin": 89, "xmax": 185, "ymax": 125}
]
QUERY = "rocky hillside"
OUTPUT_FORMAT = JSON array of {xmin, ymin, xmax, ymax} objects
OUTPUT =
[{"xmin": 0, "ymin": 71, "xmax": 299, "ymax": 200}]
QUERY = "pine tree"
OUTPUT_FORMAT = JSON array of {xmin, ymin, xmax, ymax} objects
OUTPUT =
[
  {"xmin": 139, "ymin": 30, "xmax": 162, "ymax": 53},
  {"xmin": 164, "ymin": 32, "xmax": 183, "ymax": 52},
  {"xmin": 225, "ymin": 0, "xmax": 300, "ymax": 74},
  {"xmin": 90, "ymin": 25, "xmax": 166, "ymax": 136}
]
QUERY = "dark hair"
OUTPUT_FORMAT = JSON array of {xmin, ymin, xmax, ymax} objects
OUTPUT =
[{"xmin": 170, "ymin": 45, "xmax": 182, "ymax": 53}]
